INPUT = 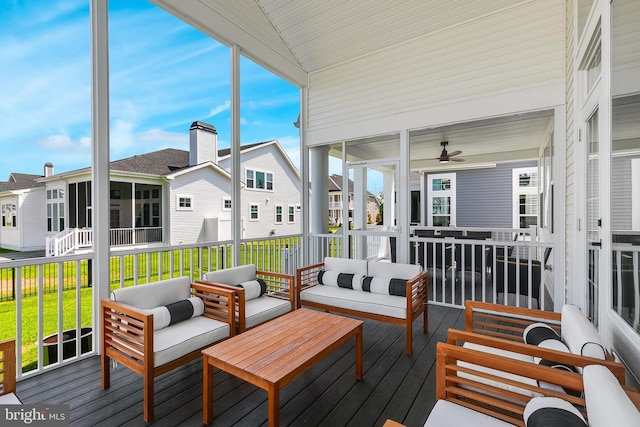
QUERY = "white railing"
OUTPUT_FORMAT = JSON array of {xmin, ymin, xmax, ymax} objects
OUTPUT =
[
  {"xmin": 45, "ymin": 228, "xmax": 92, "ymax": 257},
  {"xmin": 309, "ymin": 227, "xmax": 554, "ymax": 310},
  {"xmin": 0, "ymin": 235, "xmax": 304, "ymax": 379},
  {"xmin": 46, "ymin": 227, "xmax": 164, "ymax": 256}
]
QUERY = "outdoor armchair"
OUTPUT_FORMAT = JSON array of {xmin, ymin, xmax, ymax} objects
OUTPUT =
[
  {"xmin": 101, "ymin": 276, "xmax": 235, "ymax": 422},
  {"xmin": 0, "ymin": 339, "xmax": 21, "ymax": 404},
  {"xmin": 198, "ymin": 264, "xmax": 295, "ymax": 332}
]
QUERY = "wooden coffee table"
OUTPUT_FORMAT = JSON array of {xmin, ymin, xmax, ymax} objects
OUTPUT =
[{"xmin": 202, "ymin": 308, "xmax": 363, "ymax": 426}]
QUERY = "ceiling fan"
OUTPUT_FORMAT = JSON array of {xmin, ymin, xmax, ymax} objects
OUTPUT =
[{"xmin": 435, "ymin": 141, "xmax": 464, "ymax": 163}]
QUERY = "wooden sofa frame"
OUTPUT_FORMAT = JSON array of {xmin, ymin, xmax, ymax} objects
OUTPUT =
[
  {"xmin": 101, "ymin": 282, "xmax": 236, "ymax": 422},
  {"xmin": 197, "ymin": 269, "xmax": 295, "ymax": 332},
  {"xmin": 296, "ymin": 261, "xmax": 429, "ymax": 355},
  {"xmin": 0, "ymin": 339, "xmax": 17, "ymax": 396}
]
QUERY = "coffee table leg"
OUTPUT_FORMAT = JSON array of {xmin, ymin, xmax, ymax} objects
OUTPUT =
[
  {"xmin": 203, "ymin": 357, "xmax": 213, "ymax": 424},
  {"xmin": 268, "ymin": 384, "xmax": 280, "ymax": 427},
  {"xmin": 355, "ymin": 325, "xmax": 363, "ymax": 380}
]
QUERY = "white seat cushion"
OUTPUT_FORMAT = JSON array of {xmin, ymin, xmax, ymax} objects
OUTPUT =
[
  {"xmin": 561, "ymin": 305, "xmax": 606, "ymax": 360},
  {"xmin": 110, "ymin": 276, "xmax": 192, "ymax": 309},
  {"xmin": 324, "ymin": 257, "xmax": 368, "ymax": 275},
  {"xmin": 0, "ymin": 392, "xmax": 22, "ymax": 404},
  {"xmin": 153, "ymin": 316, "xmax": 229, "ymax": 367},
  {"xmin": 458, "ymin": 342, "xmax": 541, "ymax": 397},
  {"xmin": 424, "ymin": 400, "xmax": 516, "ymax": 427},
  {"xmin": 584, "ymin": 365, "xmax": 640, "ymax": 427},
  {"xmin": 300, "ymin": 285, "xmax": 406, "ymax": 319},
  {"xmin": 367, "ymin": 260, "xmax": 422, "ymax": 280},
  {"xmin": 244, "ymin": 296, "xmax": 291, "ymax": 328},
  {"xmin": 202, "ymin": 265, "xmax": 257, "ymax": 285}
]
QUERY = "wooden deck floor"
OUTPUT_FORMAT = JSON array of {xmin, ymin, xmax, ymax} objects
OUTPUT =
[{"xmin": 15, "ymin": 304, "xmax": 464, "ymax": 427}]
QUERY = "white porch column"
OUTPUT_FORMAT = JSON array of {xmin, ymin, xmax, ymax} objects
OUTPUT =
[
  {"xmin": 353, "ymin": 167, "xmax": 367, "ymax": 259},
  {"xmin": 90, "ymin": 0, "xmax": 110, "ymax": 351},
  {"xmin": 230, "ymin": 45, "xmax": 241, "ymax": 265},
  {"xmin": 310, "ymin": 145, "xmax": 328, "ymax": 262},
  {"xmin": 398, "ymin": 128, "xmax": 410, "ymax": 263},
  {"xmin": 383, "ymin": 172, "xmax": 395, "ymax": 227}
]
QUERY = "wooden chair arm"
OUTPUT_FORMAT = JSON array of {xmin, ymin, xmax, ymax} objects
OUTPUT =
[
  {"xmin": 465, "ymin": 300, "xmax": 561, "ymax": 341},
  {"xmin": 436, "ymin": 341, "xmax": 586, "ymax": 426},
  {"xmin": 190, "ymin": 282, "xmax": 237, "ymax": 334},
  {"xmin": 407, "ymin": 271, "xmax": 429, "ymax": 312},
  {"xmin": 257, "ymin": 271, "xmax": 295, "ymax": 309},
  {"xmin": 296, "ymin": 262, "xmax": 325, "ymax": 308},
  {"xmin": 446, "ymin": 328, "xmax": 626, "ymax": 384},
  {"xmin": 101, "ymin": 298, "xmax": 153, "ymax": 372},
  {"xmin": 0, "ymin": 339, "xmax": 17, "ymax": 395}
]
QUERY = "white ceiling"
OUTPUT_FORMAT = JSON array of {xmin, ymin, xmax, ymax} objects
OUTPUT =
[{"xmin": 152, "ymin": 0, "xmax": 554, "ymax": 166}]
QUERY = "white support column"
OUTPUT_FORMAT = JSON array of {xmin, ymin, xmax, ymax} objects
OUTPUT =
[
  {"xmin": 383, "ymin": 172, "xmax": 395, "ymax": 227},
  {"xmin": 398, "ymin": 129, "xmax": 410, "ymax": 263},
  {"xmin": 310, "ymin": 145, "xmax": 328, "ymax": 262},
  {"xmin": 353, "ymin": 167, "xmax": 367, "ymax": 259},
  {"xmin": 300, "ymin": 88, "xmax": 310, "ymax": 265},
  {"xmin": 230, "ymin": 45, "xmax": 241, "ymax": 266},
  {"xmin": 90, "ymin": 0, "xmax": 110, "ymax": 352}
]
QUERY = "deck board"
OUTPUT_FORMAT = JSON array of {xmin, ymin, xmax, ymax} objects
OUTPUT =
[{"xmin": 16, "ymin": 304, "xmax": 464, "ymax": 426}]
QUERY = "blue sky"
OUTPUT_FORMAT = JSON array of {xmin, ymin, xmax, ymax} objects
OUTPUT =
[{"xmin": 0, "ymin": 0, "xmax": 301, "ymax": 180}]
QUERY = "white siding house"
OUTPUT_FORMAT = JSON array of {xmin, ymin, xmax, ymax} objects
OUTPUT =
[{"xmin": 1, "ymin": 121, "xmax": 300, "ymax": 253}]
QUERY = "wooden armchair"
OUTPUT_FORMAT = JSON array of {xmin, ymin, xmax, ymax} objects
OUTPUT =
[
  {"xmin": 385, "ymin": 342, "xmax": 640, "ymax": 427},
  {"xmin": 0, "ymin": 339, "xmax": 21, "ymax": 404},
  {"xmin": 198, "ymin": 264, "xmax": 295, "ymax": 332},
  {"xmin": 101, "ymin": 277, "xmax": 236, "ymax": 422},
  {"xmin": 457, "ymin": 300, "xmax": 625, "ymax": 383}
]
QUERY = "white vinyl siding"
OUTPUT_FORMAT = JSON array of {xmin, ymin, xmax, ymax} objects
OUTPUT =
[{"xmin": 306, "ymin": 0, "xmax": 564, "ymax": 141}]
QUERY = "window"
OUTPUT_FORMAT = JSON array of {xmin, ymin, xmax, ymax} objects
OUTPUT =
[
  {"xmin": 46, "ymin": 187, "xmax": 65, "ymax": 232},
  {"xmin": 222, "ymin": 198, "xmax": 231, "ymax": 211},
  {"xmin": 288, "ymin": 205, "xmax": 295, "ymax": 223},
  {"xmin": 176, "ymin": 195, "xmax": 193, "ymax": 210},
  {"xmin": 427, "ymin": 173, "xmax": 456, "ymax": 227},
  {"xmin": 249, "ymin": 203, "xmax": 259, "ymax": 220},
  {"xmin": 275, "ymin": 205, "xmax": 283, "ymax": 224},
  {"xmin": 513, "ymin": 167, "xmax": 538, "ymax": 228},
  {"xmin": 135, "ymin": 184, "xmax": 162, "ymax": 228},
  {"xmin": 1, "ymin": 203, "xmax": 17, "ymax": 228},
  {"xmin": 245, "ymin": 168, "xmax": 273, "ymax": 191}
]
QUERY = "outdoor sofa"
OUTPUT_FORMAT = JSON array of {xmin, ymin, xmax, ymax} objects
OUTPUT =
[
  {"xmin": 101, "ymin": 276, "xmax": 236, "ymax": 422},
  {"xmin": 296, "ymin": 257, "xmax": 428, "ymax": 355},
  {"xmin": 198, "ymin": 264, "xmax": 295, "ymax": 332}
]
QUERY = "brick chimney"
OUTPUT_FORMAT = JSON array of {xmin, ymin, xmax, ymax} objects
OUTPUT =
[
  {"xmin": 44, "ymin": 162, "xmax": 54, "ymax": 177},
  {"xmin": 189, "ymin": 121, "xmax": 218, "ymax": 166}
]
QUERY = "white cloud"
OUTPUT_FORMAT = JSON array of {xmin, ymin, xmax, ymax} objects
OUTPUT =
[{"xmin": 207, "ymin": 100, "xmax": 231, "ymax": 118}]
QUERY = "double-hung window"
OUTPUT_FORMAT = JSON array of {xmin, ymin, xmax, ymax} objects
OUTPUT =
[
  {"xmin": 245, "ymin": 168, "xmax": 273, "ymax": 191},
  {"xmin": 46, "ymin": 188, "xmax": 65, "ymax": 232}
]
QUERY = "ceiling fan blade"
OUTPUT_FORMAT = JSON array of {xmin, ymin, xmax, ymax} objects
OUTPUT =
[
  {"xmin": 447, "ymin": 150, "xmax": 462, "ymax": 157},
  {"xmin": 450, "ymin": 157, "xmax": 465, "ymax": 162}
]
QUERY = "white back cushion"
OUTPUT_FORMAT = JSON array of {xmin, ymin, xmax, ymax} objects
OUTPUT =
[
  {"xmin": 367, "ymin": 261, "xmax": 421, "ymax": 280},
  {"xmin": 560, "ymin": 305, "xmax": 606, "ymax": 359},
  {"xmin": 584, "ymin": 365, "xmax": 640, "ymax": 427},
  {"xmin": 202, "ymin": 264, "xmax": 256, "ymax": 285},
  {"xmin": 324, "ymin": 257, "xmax": 368, "ymax": 275},
  {"xmin": 110, "ymin": 276, "xmax": 191, "ymax": 309}
]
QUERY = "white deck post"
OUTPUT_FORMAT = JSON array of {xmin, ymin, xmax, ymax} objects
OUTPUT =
[{"xmin": 90, "ymin": 0, "xmax": 111, "ymax": 352}]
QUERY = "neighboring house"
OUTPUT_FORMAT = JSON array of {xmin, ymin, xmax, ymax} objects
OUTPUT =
[
  {"xmin": 328, "ymin": 174, "xmax": 380, "ymax": 226},
  {"xmin": 417, "ymin": 160, "xmax": 538, "ymax": 229},
  {"xmin": 0, "ymin": 122, "xmax": 301, "ymax": 254},
  {"xmin": 0, "ymin": 170, "xmax": 48, "ymax": 252}
]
